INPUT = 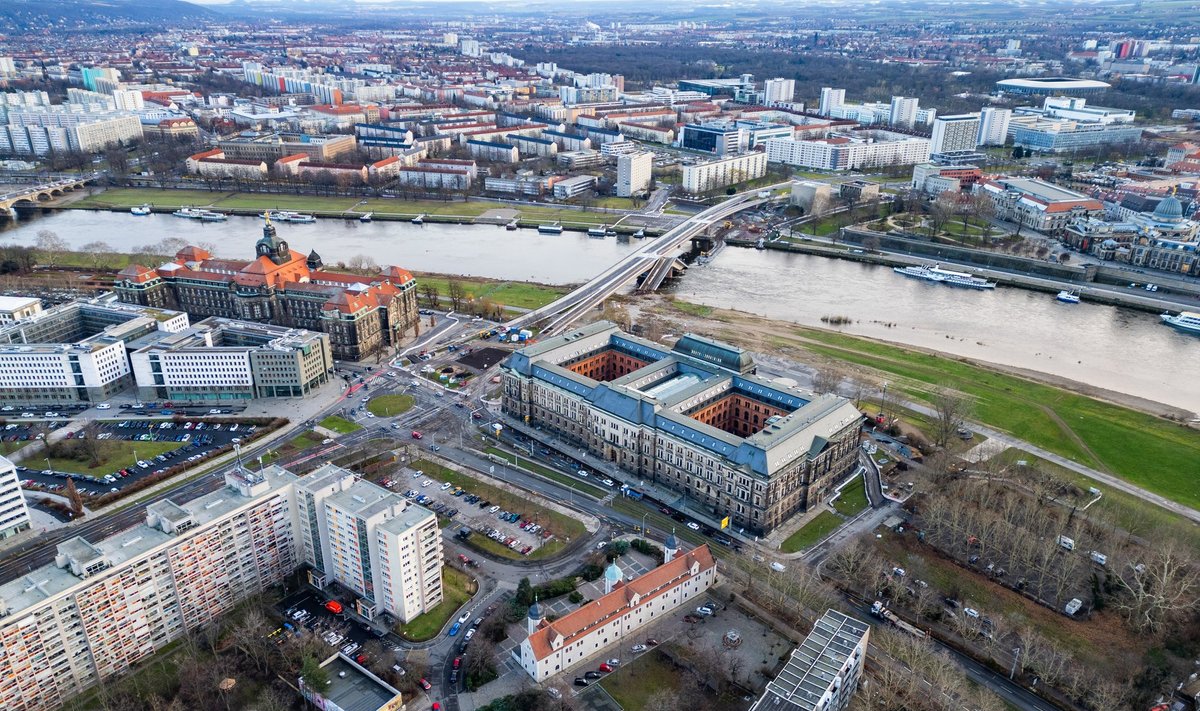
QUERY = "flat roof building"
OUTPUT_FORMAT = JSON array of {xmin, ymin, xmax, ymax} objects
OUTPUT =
[
  {"xmin": 996, "ymin": 77, "xmax": 1111, "ymax": 96},
  {"xmin": 749, "ymin": 610, "xmax": 870, "ymax": 711},
  {"xmin": 0, "ymin": 455, "xmax": 32, "ymax": 540}
]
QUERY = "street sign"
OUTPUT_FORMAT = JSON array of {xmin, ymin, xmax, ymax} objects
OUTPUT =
[{"xmin": 720, "ymin": 516, "xmax": 730, "ymax": 530}]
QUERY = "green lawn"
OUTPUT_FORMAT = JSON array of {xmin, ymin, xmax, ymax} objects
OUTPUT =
[
  {"xmin": 44, "ymin": 440, "xmax": 183, "ymax": 478},
  {"xmin": 412, "ymin": 274, "xmax": 566, "ymax": 311},
  {"xmin": 832, "ymin": 476, "xmax": 869, "ymax": 517},
  {"xmin": 794, "ymin": 328, "xmax": 1200, "ymax": 510},
  {"xmin": 597, "ymin": 648, "xmax": 685, "ymax": 711},
  {"xmin": 668, "ymin": 299, "xmax": 713, "ymax": 317},
  {"xmin": 483, "ymin": 447, "xmax": 608, "ymax": 499},
  {"xmin": 367, "ymin": 394, "xmax": 415, "ymax": 418},
  {"xmin": 411, "ymin": 459, "xmax": 585, "ymax": 560},
  {"xmin": 396, "ymin": 566, "xmax": 475, "ymax": 641},
  {"xmin": 284, "ymin": 430, "xmax": 326, "ymax": 451},
  {"xmin": 319, "ymin": 415, "xmax": 362, "ymax": 435},
  {"xmin": 0, "ymin": 439, "xmax": 29, "ymax": 457},
  {"xmin": 780, "ymin": 511, "xmax": 844, "ymax": 554}
]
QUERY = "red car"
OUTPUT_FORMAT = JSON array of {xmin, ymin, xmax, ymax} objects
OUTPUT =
[
  {"xmin": 453, "ymin": 657, "xmax": 462, "ymax": 669},
  {"xmin": 419, "ymin": 678, "xmax": 432, "ymax": 691},
  {"xmin": 599, "ymin": 663, "xmax": 614, "ymax": 673},
  {"xmin": 411, "ymin": 431, "xmax": 423, "ymax": 440}
]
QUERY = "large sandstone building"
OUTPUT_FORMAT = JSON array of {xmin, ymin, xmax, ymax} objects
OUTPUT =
[{"xmin": 115, "ymin": 220, "xmax": 418, "ymax": 361}]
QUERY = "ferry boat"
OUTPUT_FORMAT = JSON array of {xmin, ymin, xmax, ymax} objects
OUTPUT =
[
  {"xmin": 1161, "ymin": 311, "xmax": 1200, "ymax": 336},
  {"xmin": 411, "ymin": 214, "xmax": 425, "ymax": 225},
  {"xmin": 1056, "ymin": 290, "xmax": 1081, "ymax": 304},
  {"xmin": 892, "ymin": 263, "xmax": 996, "ymax": 290},
  {"xmin": 537, "ymin": 223, "xmax": 563, "ymax": 234},
  {"xmin": 130, "ymin": 204, "xmax": 151, "ymax": 216},
  {"xmin": 198, "ymin": 211, "xmax": 227, "ymax": 222},
  {"xmin": 358, "ymin": 212, "xmax": 373, "ymax": 223},
  {"xmin": 172, "ymin": 207, "xmax": 205, "ymax": 219},
  {"xmin": 261, "ymin": 210, "xmax": 315, "ymax": 223}
]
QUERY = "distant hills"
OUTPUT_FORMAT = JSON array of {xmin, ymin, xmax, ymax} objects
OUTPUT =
[{"xmin": 0, "ymin": 0, "xmax": 218, "ymax": 32}]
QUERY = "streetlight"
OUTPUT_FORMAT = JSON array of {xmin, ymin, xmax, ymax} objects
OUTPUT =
[
  {"xmin": 641, "ymin": 513, "xmax": 648, "ymax": 537},
  {"xmin": 1010, "ymin": 647, "xmax": 1020, "ymax": 680}
]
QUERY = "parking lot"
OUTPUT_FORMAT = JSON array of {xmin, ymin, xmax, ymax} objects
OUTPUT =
[
  {"xmin": 278, "ymin": 589, "xmax": 397, "ymax": 668},
  {"xmin": 391, "ymin": 466, "xmax": 556, "ymax": 557}
]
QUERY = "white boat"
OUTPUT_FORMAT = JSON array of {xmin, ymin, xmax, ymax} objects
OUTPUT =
[
  {"xmin": 537, "ymin": 223, "xmax": 563, "ymax": 234},
  {"xmin": 587, "ymin": 226, "xmax": 609, "ymax": 237},
  {"xmin": 411, "ymin": 215, "xmax": 425, "ymax": 225},
  {"xmin": 633, "ymin": 228, "xmax": 645, "ymax": 238},
  {"xmin": 892, "ymin": 263, "xmax": 996, "ymax": 290},
  {"xmin": 1161, "ymin": 311, "xmax": 1200, "ymax": 336},
  {"xmin": 261, "ymin": 210, "xmax": 315, "ymax": 223},
  {"xmin": 1056, "ymin": 290, "xmax": 1081, "ymax": 304},
  {"xmin": 505, "ymin": 219, "xmax": 519, "ymax": 231},
  {"xmin": 359, "ymin": 212, "xmax": 373, "ymax": 223},
  {"xmin": 198, "ymin": 210, "xmax": 227, "ymax": 222},
  {"xmin": 172, "ymin": 207, "xmax": 204, "ymax": 219},
  {"xmin": 130, "ymin": 204, "xmax": 151, "ymax": 216}
]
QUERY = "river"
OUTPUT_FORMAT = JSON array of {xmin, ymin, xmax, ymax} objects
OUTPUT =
[
  {"xmin": 0, "ymin": 210, "xmax": 639, "ymax": 284},
  {"xmin": 676, "ymin": 247, "xmax": 1199, "ymax": 413}
]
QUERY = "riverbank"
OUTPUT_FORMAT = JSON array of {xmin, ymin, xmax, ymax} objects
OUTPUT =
[
  {"xmin": 730, "ymin": 237, "xmax": 1197, "ymax": 315},
  {"xmin": 61, "ymin": 187, "xmax": 660, "ymax": 235},
  {"xmin": 631, "ymin": 295, "xmax": 1199, "ymax": 512}
]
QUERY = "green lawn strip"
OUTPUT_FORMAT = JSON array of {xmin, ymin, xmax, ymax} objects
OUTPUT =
[
  {"xmin": 319, "ymin": 415, "xmax": 362, "ymax": 435},
  {"xmin": 833, "ymin": 477, "xmax": 869, "ymax": 517},
  {"xmin": 792, "ymin": 329, "xmax": 1200, "ymax": 508},
  {"xmin": 0, "ymin": 440, "xmax": 29, "ymax": 457},
  {"xmin": 411, "ymin": 274, "xmax": 566, "ymax": 311},
  {"xmin": 71, "ymin": 188, "xmax": 231, "ymax": 209},
  {"xmin": 597, "ymin": 648, "xmax": 685, "ymax": 710},
  {"xmin": 44, "ymin": 440, "xmax": 183, "ymax": 478},
  {"xmin": 395, "ymin": 566, "xmax": 474, "ymax": 641},
  {"xmin": 668, "ymin": 299, "xmax": 713, "ymax": 317},
  {"xmin": 780, "ymin": 511, "xmax": 844, "ymax": 554},
  {"xmin": 282, "ymin": 430, "xmax": 325, "ymax": 452},
  {"xmin": 412, "ymin": 457, "xmax": 585, "ymax": 544},
  {"xmin": 367, "ymin": 394, "xmax": 415, "ymax": 418},
  {"xmin": 483, "ymin": 446, "xmax": 608, "ymax": 499}
]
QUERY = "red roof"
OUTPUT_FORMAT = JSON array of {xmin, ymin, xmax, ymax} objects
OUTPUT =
[{"xmin": 117, "ymin": 264, "xmax": 157, "ymax": 283}]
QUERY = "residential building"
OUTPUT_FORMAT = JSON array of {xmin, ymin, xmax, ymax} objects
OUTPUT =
[
  {"xmin": 396, "ymin": 166, "xmax": 471, "ymax": 190},
  {"xmin": 193, "ymin": 157, "xmax": 269, "ymax": 181},
  {"xmin": 818, "ymin": 87, "xmax": 846, "ymax": 116},
  {"xmin": 748, "ymin": 610, "xmax": 870, "ymax": 711},
  {"xmin": 976, "ymin": 177, "xmax": 1104, "ymax": 233},
  {"xmin": 763, "ymin": 78, "xmax": 796, "ymax": 105},
  {"xmin": 557, "ymin": 149, "xmax": 606, "ymax": 169},
  {"xmin": 552, "ymin": 175, "xmax": 597, "ymax": 199},
  {"xmin": 519, "ymin": 545, "xmax": 717, "ymax": 681},
  {"xmin": 0, "ymin": 466, "xmax": 300, "ymax": 711},
  {"xmin": 682, "ymin": 152, "xmax": 769, "ymax": 194},
  {"xmin": 297, "ymin": 161, "xmax": 368, "ymax": 185},
  {"xmin": 142, "ymin": 117, "xmax": 199, "ymax": 140},
  {"xmin": 977, "ymin": 107, "xmax": 1012, "ymax": 146},
  {"xmin": 930, "ymin": 114, "xmax": 984, "ymax": 165},
  {"xmin": 0, "ymin": 455, "xmax": 32, "ymax": 539},
  {"xmin": 502, "ymin": 323, "xmax": 863, "ymax": 534},
  {"xmin": 114, "ymin": 222, "xmax": 418, "ymax": 362},
  {"xmin": 129, "ymin": 318, "xmax": 332, "ymax": 402},
  {"xmin": 889, "ymin": 96, "xmax": 920, "ymax": 128},
  {"xmin": 293, "ymin": 464, "xmax": 442, "ymax": 623},
  {"xmin": 0, "ymin": 296, "xmax": 42, "ymax": 324},
  {"xmin": 0, "ymin": 110, "xmax": 142, "ymax": 155},
  {"xmin": 764, "ymin": 131, "xmax": 930, "ymax": 171},
  {"xmin": 467, "ymin": 139, "xmax": 519, "ymax": 163},
  {"xmin": 617, "ymin": 152, "xmax": 653, "ymax": 197}
]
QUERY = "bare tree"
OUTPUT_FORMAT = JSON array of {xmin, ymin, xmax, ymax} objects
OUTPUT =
[
  {"xmin": 930, "ymin": 388, "xmax": 970, "ymax": 447},
  {"xmin": 35, "ymin": 230, "xmax": 69, "ymax": 268},
  {"xmin": 811, "ymin": 366, "xmax": 844, "ymax": 395},
  {"xmin": 64, "ymin": 477, "xmax": 84, "ymax": 516},
  {"xmin": 447, "ymin": 280, "xmax": 466, "ymax": 311},
  {"xmin": 420, "ymin": 283, "xmax": 441, "ymax": 309},
  {"xmin": 79, "ymin": 241, "xmax": 115, "ymax": 270},
  {"xmin": 1112, "ymin": 539, "xmax": 1199, "ymax": 633}
]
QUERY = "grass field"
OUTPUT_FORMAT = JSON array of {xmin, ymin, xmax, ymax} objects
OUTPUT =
[
  {"xmin": 0, "ymin": 440, "xmax": 29, "ymax": 457},
  {"xmin": 283, "ymin": 430, "xmax": 325, "ymax": 451},
  {"xmin": 483, "ymin": 446, "xmax": 608, "ymax": 499},
  {"xmin": 319, "ymin": 415, "xmax": 362, "ymax": 435},
  {"xmin": 780, "ymin": 511, "xmax": 844, "ymax": 554},
  {"xmin": 395, "ymin": 566, "xmax": 475, "ymax": 642},
  {"xmin": 832, "ymin": 477, "xmax": 869, "ymax": 517},
  {"xmin": 790, "ymin": 327, "xmax": 1200, "ymax": 510},
  {"xmin": 45, "ymin": 440, "xmax": 183, "ymax": 478},
  {"xmin": 597, "ymin": 648, "xmax": 684, "ymax": 711},
  {"xmin": 412, "ymin": 459, "xmax": 585, "ymax": 560},
  {"xmin": 412, "ymin": 273, "xmax": 567, "ymax": 311},
  {"xmin": 367, "ymin": 394, "xmax": 415, "ymax": 418}
]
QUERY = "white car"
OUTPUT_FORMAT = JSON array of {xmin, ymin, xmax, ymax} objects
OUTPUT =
[
  {"xmin": 422, "ymin": 479, "xmax": 433, "ymax": 487},
  {"xmin": 96, "ymin": 403, "xmax": 111, "ymax": 410},
  {"xmin": 630, "ymin": 644, "xmax": 647, "ymax": 653},
  {"xmin": 322, "ymin": 438, "xmax": 334, "ymax": 445},
  {"xmin": 696, "ymin": 605, "xmax": 714, "ymax": 616},
  {"xmin": 601, "ymin": 478, "xmax": 614, "ymax": 487},
  {"xmin": 685, "ymin": 522, "xmax": 700, "ymax": 531},
  {"xmin": 440, "ymin": 482, "xmax": 451, "ymax": 491}
]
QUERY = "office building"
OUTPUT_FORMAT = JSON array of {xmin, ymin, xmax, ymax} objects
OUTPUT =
[
  {"xmin": 216, "ymin": 131, "xmax": 357, "ymax": 163},
  {"xmin": 130, "ymin": 318, "xmax": 332, "ymax": 402},
  {"xmin": 299, "ymin": 653, "xmax": 407, "ymax": 711},
  {"xmin": 520, "ymin": 545, "xmax": 716, "ymax": 681},
  {"xmin": 930, "ymin": 114, "xmax": 984, "ymax": 165},
  {"xmin": 678, "ymin": 75, "xmax": 757, "ymax": 97},
  {"xmin": 0, "ymin": 455, "xmax": 32, "ymax": 539},
  {"xmin": 977, "ymin": 107, "xmax": 1012, "ymax": 146},
  {"xmin": 976, "ymin": 177, "xmax": 1104, "ymax": 233},
  {"xmin": 763, "ymin": 78, "xmax": 796, "ymax": 105},
  {"xmin": 0, "ymin": 297, "xmax": 189, "ymax": 405},
  {"xmin": 682, "ymin": 151, "xmax": 768, "ymax": 194},
  {"xmin": 294, "ymin": 464, "xmax": 442, "ymax": 623},
  {"xmin": 1010, "ymin": 120, "xmax": 1143, "ymax": 153},
  {"xmin": 1022, "ymin": 96, "xmax": 1136, "ymax": 125},
  {"xmin": 502, "ymin": 323, "xmax": 863, "ymax": 534},
  {"xmin": 889, "ymin": 96, "xmax": 920, "ymax": 129},
  {"xmin": 818, "ymin": 88, "xmax": 846, "ymax": 116},
  {"xmin": 764, "ymin": 131, "xmax": 930, "ymax": 171},
  {"xmin": 681, "ymin": 122, "xmax": 745, "ymax": 155},
  {"xmin": 114, "ymin": 222, "xmax": 418, "ymax": 362},
  {"xmin": 616, "ymin": 152, "xmax": 653, "ymax": 197},
  {"xmin": 748, "ymin": 610, "xmax": 870, "ymax": 711},
  {"xmin": 911, "ymin": 163, "xmax": 983, "ymax": 195},
  {"xmin": 552, "ymin": 175, "xmax": 597, "ymax": 199},
  {"xmin": 0, "ymin": 466, "xmax": 300, "ymax": 711},
  {"xmin": 0, "ymin": 296, "xmax": 42, "ymax": 324}
]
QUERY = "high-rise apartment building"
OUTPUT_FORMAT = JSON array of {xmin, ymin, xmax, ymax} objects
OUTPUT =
[
  {"xmin": 889, "ymin": 95, "xmax": 920, "ymax": 128},
  {"xmin": 818, "ymin": 87, "xmax": 845, "ymax": 116},
  {"xmin": 763, "ymin": 78, "xmax": 796, "ymax": 105},
  {"xmin": 616, "ymin": 152, "xmax": 653, "ymax": 197},
  {"xmin": 931, "ymin": 114, "xmax": 981, "ymax": 154},
  {"xmin": 0, "ymin": 455, "xmax": 31, "ymax": 539},
  {"xmin": 977, "ymin": 107, "xmax": 1012, "ymax": 146},
  {"xmin": 749, "ymin": 610, "xmax": 870, "ymax": 711}
]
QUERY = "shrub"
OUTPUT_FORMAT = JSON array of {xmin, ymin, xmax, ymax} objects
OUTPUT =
[{"xmin": 568, "ymin": 591, "xmax": 583, "ymax": 604}]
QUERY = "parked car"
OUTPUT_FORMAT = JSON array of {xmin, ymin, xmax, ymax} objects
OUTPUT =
[
  {"xmin": 573, "ymin": 678, "xmax": 590, "ymax": 688},
  {"xmin": 631, "ymin": 644, "xmax": 647, "ymax": 653},
  {"xmin": 418, "ymin": 678, "xmax": 432, "ymax": 691}
]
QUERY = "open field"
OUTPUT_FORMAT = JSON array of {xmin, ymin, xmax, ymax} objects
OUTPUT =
[
  {"xmin": 395, "ymin": 566, "xmax": 474, "ymax": 641},
  {"xmin": 780, "ymin": 511, "xmax": 843, "ymax": 554},
  {"xmin": 483, "ymin": 447, "xmax": 608, "ymax": 499},
  {"xmin": 412, "ymin": 273, "xmax": 567, "ymax": 311},
  {"xmin": 45, "ymin": 440, "xmax": 183, "ymax": 478},
  {"xmin": 367, "ymin": 394, "xmax": 414, "ymax": 418},
  {"xmin": 832, "ymin": 476, "xmax": 869, "ymax": 517},
  {"xmin": 597, "ymin": 648, "xmax": 685, "ymax": 711},
  {"xmin": 319, "ymin": 415, "xmax": 361, "ymax": 435},
  {"xmin": 411, "ymin": 459, "xmax": 584, "ymax": 560}
]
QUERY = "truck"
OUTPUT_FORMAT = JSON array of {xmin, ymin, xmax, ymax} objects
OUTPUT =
[
  {"xmin": 1058, "ymin": 535, "xmax": 1075, "ymax": 551},
  {"xmin": 871, "ymin": 601, "xmax": 927, "ymax": 638}
]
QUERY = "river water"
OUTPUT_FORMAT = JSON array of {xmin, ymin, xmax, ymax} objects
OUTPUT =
[
  {"xmin": 0, "ymin": 210, "xmax": 639, "ymax": 284},
  {"xmin": 676, "ymin": 248, "xmax": 1199, "ymax": 412},
  {"xmin": 1, "ymin": 209, "xmax": 1196, "ymax": 410}
]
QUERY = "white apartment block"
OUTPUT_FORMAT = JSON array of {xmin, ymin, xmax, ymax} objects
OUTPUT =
[
  {"xmin": 0, "ymin": 455, "xmax": 32, "ymax": 539},
  {"xmin": 0, "ymin": 467, "xmax": 299, "ymax": 711},
  {"xmin": 616, "ymin": 152, "xmax": 653, "ymax": 197},
  {"xmin": 764, "ymin": 131, "xmax": 931, "ymax": 171},
  {"xmin": 749, "ymin": 610, "xmax": 870, "ymax": 711},
  {"xmin": 763, "ymin": 78, "xmax": 796, "ymax": 105},
  {"xmin": 889, "ymin": 96, "xmax": 920, "ymax": 128},
  {"xmin": 3, "ymin": 109, "xmax": 142, "ymax": 154},
  {"xmin": 294, "ymin": 464, "xmax": 443, "ymax": 623},
  {"xmin": 0, "ymin": 296, "xmax": 42, "ymax": 324},
  {"xmin": 978, "ymin": 107, "xmax": 1012, "ymax": 146},
  {"xmin": 819, "ymin": 87, "xmax": 846, "ymax": 116},
  {"xmin": 681, "ymin": 151, "xmax": 768, "ymax": 194},
  {"xmin": 931, "ymin": 114, "xmax": 982, "ymax": 154}
]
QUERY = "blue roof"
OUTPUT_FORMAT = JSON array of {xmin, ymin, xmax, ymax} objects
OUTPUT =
[
  {"xmin": 508, "ymin": 134, "xmax": 554, "ymax": 146},
  {"xmin": 467, "ymin": 139, "xmax": 513, "ymax": 149},
  {"xmin": 531, "ymin": 364, "xmax": 593, "ymax": 397},
  {"xmin": 582, "ymin": 126, "xmax": 622, "ymax": 137},
  {"xmin": 544, "ymin": 129, "xmax": 587, "ymax": 140}
]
